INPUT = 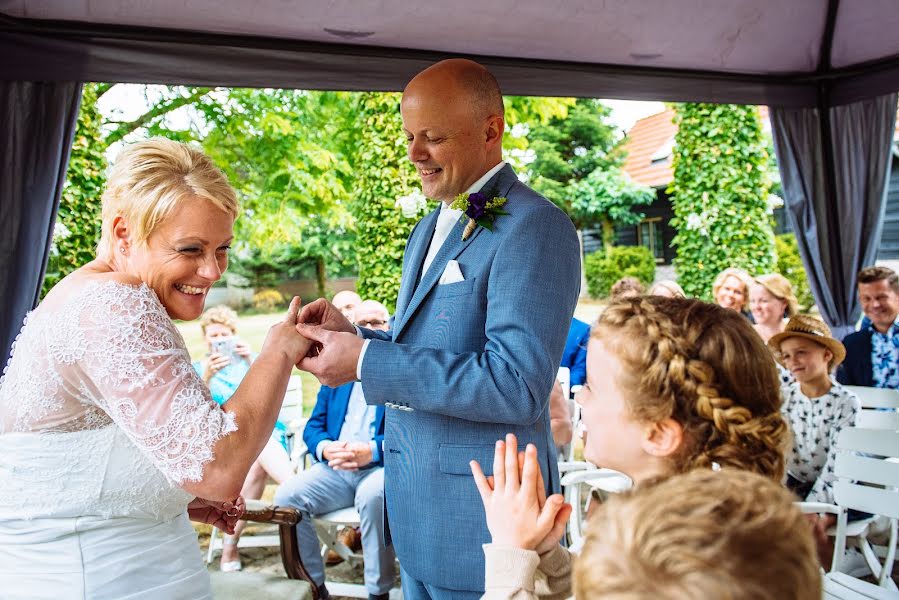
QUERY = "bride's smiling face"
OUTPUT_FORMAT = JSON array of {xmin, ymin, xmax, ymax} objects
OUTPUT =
[{"xmin": 122, "ymin": 196, "xmax": 234, "ymax": 321}]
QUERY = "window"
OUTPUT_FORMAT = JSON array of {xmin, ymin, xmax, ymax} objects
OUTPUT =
[{"xmin": 638, "ymin": 218, "xmax": 665, "ymax": 263}]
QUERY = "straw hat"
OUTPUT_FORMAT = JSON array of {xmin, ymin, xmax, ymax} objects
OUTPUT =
[{"xmin": 768, "ymin": 315, "xmax": 846, "ymax": 367}]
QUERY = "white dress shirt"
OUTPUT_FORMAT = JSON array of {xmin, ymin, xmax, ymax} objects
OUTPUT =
[{"xmin": 355, "ymin": 161, "xmax": 507, "ymax": 380}]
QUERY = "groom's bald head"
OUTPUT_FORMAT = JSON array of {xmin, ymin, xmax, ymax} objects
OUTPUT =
[
  {"xmin": 404, "ymin": 59, "xmax": 504, "ymax": 121},
  {"xmin": 401, "ymin": 60, "xmax": 506, "ymax": 202}
]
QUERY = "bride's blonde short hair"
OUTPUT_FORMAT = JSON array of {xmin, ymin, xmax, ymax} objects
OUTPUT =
[{"xmin": 98, "ymin": 138, "xmax": 238, "ymax": 257}]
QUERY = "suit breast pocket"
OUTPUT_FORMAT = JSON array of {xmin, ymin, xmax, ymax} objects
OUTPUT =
[{"xmin": 433, "ymin": 277, "xmax": 476, "ymax": 299}]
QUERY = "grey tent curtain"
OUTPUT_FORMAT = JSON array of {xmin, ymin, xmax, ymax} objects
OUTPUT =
[
  {"xmin": 771, "ymin": 92, "xmax": 898, "ymax": 340},
  {"xmin": 0, "ymin": 81, "xmax": 82, "ymax": 368}
]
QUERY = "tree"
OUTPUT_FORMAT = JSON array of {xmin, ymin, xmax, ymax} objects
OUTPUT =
[
  {"xmin": 524, "ymin": 98, "xmax": 651, "ymax": 241},
  {"xmin": 42, "ymin": 83, "xmax": 107, "ymax": 296},
  {"xmin": 569, "ymin": 169, "xmax": 655, "ymax": 249},
  {"xmin": 349, "ymin": 93, "xmax": 422, "ymax": 310},
  {"xmin": 199, "ymin": 89, "xmax": 356, "ymax": 297},
  {"xmin": 668, "ymin": 103, "xmax": 775, "ymax": 299}
]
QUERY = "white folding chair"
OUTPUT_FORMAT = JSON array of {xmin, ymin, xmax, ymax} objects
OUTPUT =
[
  {"xmin": 803, "ymin": 428, "xmax": 899, "ymax": 595},
  {"xmin": 560, "ymin": 466, "xmax": 632, "ymax": 552}
]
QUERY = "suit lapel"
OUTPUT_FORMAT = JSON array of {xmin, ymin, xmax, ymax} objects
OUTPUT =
[
  {"xmin": 393, "ymin": 207, "xmax": 439, "ymax": 330},
  {"xmin": 393, "ymin": 165, "xmax": 520, "ymax": 340},
  {"xmin": 393, "ymin": 212, "xmax": 484, "ymax": 340}
]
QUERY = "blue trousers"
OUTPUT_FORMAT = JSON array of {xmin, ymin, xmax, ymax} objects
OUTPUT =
[
  {"xmin": 400, "ymin": 566, "xmax": 482, "ymax": 600},
  {"xmin": 274, "ymin": 462, "xmax": 395, "ymax": 595}
]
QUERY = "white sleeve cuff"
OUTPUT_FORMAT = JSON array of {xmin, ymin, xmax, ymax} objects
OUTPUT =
[
  {"xmin": 356, "ymin": 339, "xmax": 371, "ymax": 380},
  {"xmin": 315, "ymin": 440, "xmax": 330, "ymax": 462},
  {"xmin": 354, "ymin": 325, "xmax": 363, "ymax": 337}
]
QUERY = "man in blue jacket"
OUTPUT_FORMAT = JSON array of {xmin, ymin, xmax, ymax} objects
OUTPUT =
[
  {"xmin": 296, "ymin": 59, "xmax": 581, "ymax": 599},
  {"xmin": 838, "ymin": 266, "xmax": 899, "ymax": 387},
  {"xmin": 275, "ymin": 300, "xmax": 394, "ymax": 600}
]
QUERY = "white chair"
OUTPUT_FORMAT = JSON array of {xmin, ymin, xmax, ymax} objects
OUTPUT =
[
  {"xmin": 560, "ymin": 466, "xmax": 632, "ymax": 552},
  {"xmin": 843, "ymin": 386, "xmax": 899, "ymax": 430},
  {"xmin": 804, "ymin": 428, "xmax": 899, "ymax": 595}
]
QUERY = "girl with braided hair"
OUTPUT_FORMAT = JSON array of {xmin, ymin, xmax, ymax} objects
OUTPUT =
[{"xmin": 472, "ymin": 296, "xmax": 795, "ymax": 599}]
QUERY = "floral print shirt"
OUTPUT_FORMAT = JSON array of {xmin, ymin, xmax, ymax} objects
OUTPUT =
[
  {"xmin": 781, "ymin": 380, "xmax": 859, "ymax": 504},
  {"xmin": 870, "ymin": 319, "xmax": 899, "ymax": 389}
]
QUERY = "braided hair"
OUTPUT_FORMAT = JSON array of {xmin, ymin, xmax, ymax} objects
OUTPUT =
[{"xmin": 593, "ymin": 296, "xmax": 787, "ymax": 480}]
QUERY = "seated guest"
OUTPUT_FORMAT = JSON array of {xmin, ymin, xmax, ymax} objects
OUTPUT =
[
  {"xmin": 275, "ymin": 300, "xmax": 395, "ymax": 600},
  {"xmin": 750, "ymin": 273, "xmax": 799, "ymax": 343},
  {"xmin": 471, "ymin": 297, "xmax": 789, "ymax": 598},
  {"xmin": 838, "ymin": 266, "xmax": 899, "ymax": 387},
  {"xmin": 647, "ymin": 279, "xmax": 685, "ymax": 299},
  {"xmin": 332, "ymin": 289, "xmax": 362, "ymax": 322},
  {"xmin": 479, "ymin": 465, "xmax": 820, "ymax": 599},
  {"xmin": 751, "ymin": 273, "xmax": 801, "ymax": 385},
  {"xmin": 769, "ymin": 315, "xmax": 859, "ymax": 565},
  {"xmin": 608, "ymin": 276, "xmax": 644, "ymax": 301},
  {"xmin": 712, "ymin": 267, "xmax": 752, "ymax": 315},
  {"xmin": 194, "ymin": 306, "xmax": 294, "ymax": 572},
  {"xmin": 561, "ymin": 318, "xmax": 589, "ymax": 388}
]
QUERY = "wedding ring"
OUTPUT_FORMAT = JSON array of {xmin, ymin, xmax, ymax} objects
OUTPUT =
[{"xmin": 226, "ymin": 507, "xmax": 240, "ymax": 517}]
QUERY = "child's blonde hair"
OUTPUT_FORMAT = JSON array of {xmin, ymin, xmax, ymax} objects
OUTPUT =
[
  {"xmin": 199, "ymin": 305, "xmax": 239, "ymax": 335},
  {"xmin": 593, "ymin": 296, "xmax": 787, "ymax": 480},
  {"xmin": 574, "ymin": 469, "xmax": 821, "ymax": 599},
  {"xmin": 98, "ymin": 138, "xmax": 238, "ymax": 257}
]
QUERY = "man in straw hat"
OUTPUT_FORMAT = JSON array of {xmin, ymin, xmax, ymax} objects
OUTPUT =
[{"xmin": 768, "ymin": 315, "xmax": 860, "ymax": 565}]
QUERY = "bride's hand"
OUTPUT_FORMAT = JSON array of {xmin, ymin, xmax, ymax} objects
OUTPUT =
[
  {"xmin": 260, "ymin": 297, "xmax": 313, "ymax": 365},
  {"xmin": 188, "ymin": 496, "xmax": 246, "ymax": 534}
]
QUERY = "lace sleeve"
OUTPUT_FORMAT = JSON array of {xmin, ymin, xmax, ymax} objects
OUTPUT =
[{"xmin": 75, "ymin": 281, "xmax": 237, "ymax": 484}]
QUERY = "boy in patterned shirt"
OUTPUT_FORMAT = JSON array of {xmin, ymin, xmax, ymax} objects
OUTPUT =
[{"xmin": 769, "ymin": 315, "xmax": 860, "ymax": 566}]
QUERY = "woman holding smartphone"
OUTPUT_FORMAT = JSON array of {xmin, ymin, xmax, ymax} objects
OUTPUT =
[{"xmin": 194, "ymin": 305, "xmax": 295, "ymax": 572}]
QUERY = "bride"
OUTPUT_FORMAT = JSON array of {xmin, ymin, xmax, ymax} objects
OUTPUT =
[{"xmin": 0, "ymin": 138, "xmax": 312, "ymax": 599}]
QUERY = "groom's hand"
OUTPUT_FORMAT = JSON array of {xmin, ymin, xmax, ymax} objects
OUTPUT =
[
  {"xmin": 298, "ymin": 298, "xmax": 356, "ymax": 334},
  {"xmin": 295, "ymin": 324, "xmax": 363, "ymax": 387}
]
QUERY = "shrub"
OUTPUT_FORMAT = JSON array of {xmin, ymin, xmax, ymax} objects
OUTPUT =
[
  {"xmin": 775, "ymin": 233, "xmax": 814, "ymax": 312},
  {"xmin": 585, "ymin": 246, "xmax": 656, "ymax": 299},
  {"xmin": 253, "ymin": 288, "xmax": 285, "ymax": 312}
]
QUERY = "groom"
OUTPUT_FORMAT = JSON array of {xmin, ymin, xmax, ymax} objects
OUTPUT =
[{"xmin": 297, "ymin": 59, "xmax": 580, "ymax": 599}]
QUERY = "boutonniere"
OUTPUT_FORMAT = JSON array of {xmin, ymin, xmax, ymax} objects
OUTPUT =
[{"xmin": 450, "ymin": 191, "xmax": 509, "ymax": 241}]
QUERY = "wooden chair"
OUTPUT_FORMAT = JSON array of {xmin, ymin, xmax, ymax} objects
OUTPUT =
[{"xmin": 210, "ymin": 499, "xmax": 317, "ymax": 600}]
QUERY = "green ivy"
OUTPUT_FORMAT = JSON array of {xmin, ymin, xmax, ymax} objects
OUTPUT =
[
  {"xmin": 42, "ymin": 83, "xmax": 107, "ymax": 296},
  {"xmin": 668, "ymin": 103, "xmax": 775, "ymax": 299},
  {"xmin": 350, "ymin": 93, "xmax": 426, "ymax": 311}
]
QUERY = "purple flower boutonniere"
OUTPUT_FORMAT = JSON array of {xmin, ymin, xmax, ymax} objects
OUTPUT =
[{"xmin": 450, "ymin": 191, "xmax": 509, "ymax": 241}]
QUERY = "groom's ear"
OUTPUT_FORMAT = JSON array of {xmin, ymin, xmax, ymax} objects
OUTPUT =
[{"xmin": 484, "ymin": 115, "xmax": 504, "ymax": 148}]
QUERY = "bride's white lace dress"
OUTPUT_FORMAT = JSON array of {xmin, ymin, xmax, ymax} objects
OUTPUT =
[{"xmin": 0, "ymin": 279, "xmax": 237, "ymax": 599}]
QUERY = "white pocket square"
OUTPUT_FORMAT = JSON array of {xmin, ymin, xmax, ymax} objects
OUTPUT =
[{"xmin": 439, "ymin": 260, "xmax": 465, "ymax": 285}]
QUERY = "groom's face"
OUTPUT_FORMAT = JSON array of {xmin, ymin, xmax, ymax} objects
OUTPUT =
[{"xmin": 401, "ymin": 89, "xmax": 490, "ymax": 203}]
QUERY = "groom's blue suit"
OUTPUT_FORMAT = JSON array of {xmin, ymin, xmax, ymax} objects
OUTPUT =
[{"xmin": 358, "ymin": 164, "xmax": 580, "ymax": 592}]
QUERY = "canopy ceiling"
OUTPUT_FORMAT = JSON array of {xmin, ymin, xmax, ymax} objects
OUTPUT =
[{"xmin": 2, "ymin": 0, "xmax": 898, "ymax": 106}]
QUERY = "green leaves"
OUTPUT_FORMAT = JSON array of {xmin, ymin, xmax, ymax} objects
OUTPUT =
[{"xmin": 668, "ymin": 103, "xmax": 775, "ymax": 299}]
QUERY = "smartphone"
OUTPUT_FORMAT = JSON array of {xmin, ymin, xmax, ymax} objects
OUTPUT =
[{"xmin": 211, "ymin": 336, "xmax": 237, "ymax": 359}]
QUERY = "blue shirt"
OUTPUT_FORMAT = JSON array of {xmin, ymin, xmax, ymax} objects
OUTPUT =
[
  {"xmin": 869, "ymin": 318, "xmax": 899, "ymax": 389},
  {"xmin": 315, "ymin": 382, "xmax": 380, "ymax": 464}
]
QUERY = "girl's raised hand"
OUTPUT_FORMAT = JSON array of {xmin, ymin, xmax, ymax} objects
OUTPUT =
[{"xmin": 470, "ymin": 433, "xmax": 570, "ymax": 550}]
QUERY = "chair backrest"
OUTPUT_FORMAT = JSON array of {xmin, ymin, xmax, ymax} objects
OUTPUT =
[
  {"xmin": 833, "ymin": 428, "xmax": 899, "ymax": 520},
  {"xmin": 843, "ymin": 386, "xmax": 899, "ymax": 429},
  {"xmin": 277, "ymin": 374, "xmax": 303, "ymax": 425}
]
